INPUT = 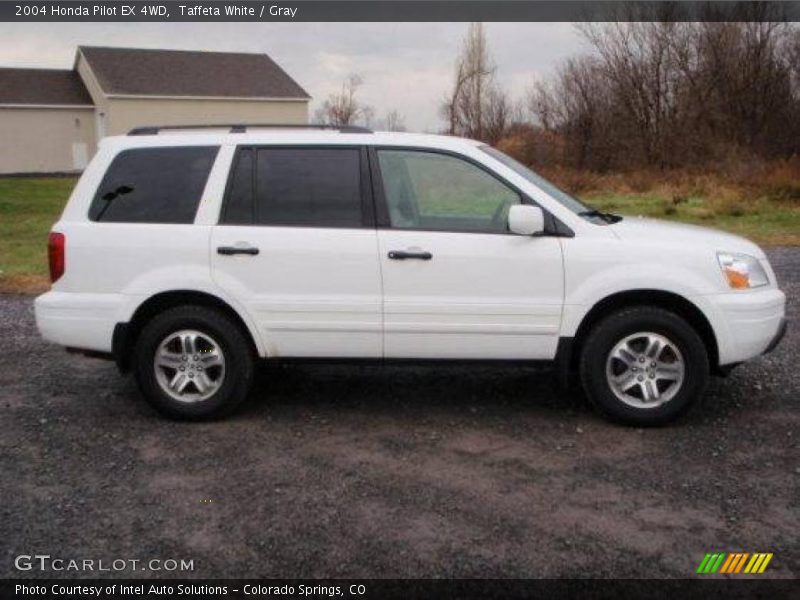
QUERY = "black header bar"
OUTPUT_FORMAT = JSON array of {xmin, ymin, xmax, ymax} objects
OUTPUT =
[
  {"xmin": 3, "ymin": 1, "xmax": 800, "ymax": 23},
  {"xmin": 3, "ymin": 578, "xmax": 799, "ymax": 599}
]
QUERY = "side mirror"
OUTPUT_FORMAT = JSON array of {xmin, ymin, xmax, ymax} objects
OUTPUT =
[{"xmin": 508, "ymin": 205, "xmax": 545, "ymax": 236}]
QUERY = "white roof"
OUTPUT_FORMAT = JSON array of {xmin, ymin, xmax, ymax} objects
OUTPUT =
[{"xmin": 101, "ymin": 129, "xmax": 484, "ymax": 152}]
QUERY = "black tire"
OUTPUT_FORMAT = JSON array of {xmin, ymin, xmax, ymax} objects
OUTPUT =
[
  {"xmin": 133, "ymin": 305, "xmax": 254, "ymax": 420},
  {"xmin": 579, "ymin": 306, "xmax": 709, "ymax": 426}
]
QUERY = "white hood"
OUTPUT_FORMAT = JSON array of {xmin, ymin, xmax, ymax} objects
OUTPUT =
[{"xmin": 609, "ymin": 217, "xmax": 765, "ymax": 258}]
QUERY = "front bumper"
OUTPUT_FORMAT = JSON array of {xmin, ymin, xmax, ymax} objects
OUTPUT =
[
  {"xmin": 763, "ymin": 317, "xmax": 788, "ymax": 355},
  {"xmin": 697, "ymin": 288, "xmax": 786, "ymax": 366}
]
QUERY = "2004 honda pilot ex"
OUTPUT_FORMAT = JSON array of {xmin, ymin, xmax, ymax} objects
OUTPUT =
[{"xmin": 34, "ymin": 125, "xmax": 787, "ymax": 424}]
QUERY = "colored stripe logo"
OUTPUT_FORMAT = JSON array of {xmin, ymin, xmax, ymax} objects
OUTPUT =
[{"xmin": 697, "ymin": 552, "xmax": 773, "ymax": 574}]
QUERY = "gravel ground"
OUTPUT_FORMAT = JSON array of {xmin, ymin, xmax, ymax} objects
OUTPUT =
[{"xmin": 1, "ymin": 248, "xmax": 797, "ymax": 579}]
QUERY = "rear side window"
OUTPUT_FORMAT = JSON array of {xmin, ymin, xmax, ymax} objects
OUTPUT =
[
  {"xmin": 89, "ymin": 146, "xmax": 219, "ymax": 223},
  {"xmin": 220, "ymin": 147, "xmax": 364, "ymax": 228}
]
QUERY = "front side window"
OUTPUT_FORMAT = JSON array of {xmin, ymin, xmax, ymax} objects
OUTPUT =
[
  {"xmin": 89, "ymin": 146, "xmax": 219, "ymax": 223},
  {"xmin": 376, "ymin": 150, "xmax": 520, "ymax": 233},
  {"xmin": 481, "ymin": 145, "xmax": 620, "ymax": 225}
]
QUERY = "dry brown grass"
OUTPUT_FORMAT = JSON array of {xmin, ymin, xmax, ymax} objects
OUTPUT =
[
  {"xmin": 532, "ymin": 159, "xmax": 800, "ymax": 245},
  {"xmin": 539, "ymin": 157, "xmax": 800, "ymax": 207},
  {"xmin": 0, "ymin": 273, "xmax": 49, "ymax": 295}
]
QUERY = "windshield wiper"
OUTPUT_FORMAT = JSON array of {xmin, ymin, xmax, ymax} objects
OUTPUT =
[
  {"xmin": 578, "ymin": 209, "xmax": 621, "ymax": 224},
  {"xmin": 95, "ymin": 185, "xmax": 134, "ymax": 221}
]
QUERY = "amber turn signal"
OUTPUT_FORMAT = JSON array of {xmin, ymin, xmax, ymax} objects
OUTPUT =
[{"xmin": 723, "ymin": 266, "xmax": 749, "ymax": 289}]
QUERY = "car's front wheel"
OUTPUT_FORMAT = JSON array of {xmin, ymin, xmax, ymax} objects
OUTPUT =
[
  {"xmin": 133, "ymin": 305, "xmax": 254, "ymax": 420},
  {"xmin": 579, "ymin": 306, "xmax": 709, "ymax": 425}
]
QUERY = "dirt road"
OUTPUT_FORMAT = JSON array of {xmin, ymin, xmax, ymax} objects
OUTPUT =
[{"xmin": 2, "ymin": 248, "xmax": 797, "ymax": 579}]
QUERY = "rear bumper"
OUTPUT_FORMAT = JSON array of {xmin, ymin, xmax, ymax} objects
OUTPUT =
[{"xmin": 34, "ymin": 291, "xmax": 127, "ymax": 353}]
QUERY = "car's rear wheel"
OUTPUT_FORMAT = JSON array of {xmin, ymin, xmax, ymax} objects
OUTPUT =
[
  {"xmin": 579, "ymin": 306, "xmax": 709, "ymax": 425},
  {"xmin": 134, "ymin": 305, "xmax": 254, "ymax": 419}
]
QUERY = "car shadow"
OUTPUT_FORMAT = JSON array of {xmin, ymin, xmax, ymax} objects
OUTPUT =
[{"xmin": 239, "ymin": 361, "xmax": 590, "ymax": 419}]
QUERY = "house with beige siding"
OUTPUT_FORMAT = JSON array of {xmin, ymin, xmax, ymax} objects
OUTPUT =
[{"xmin": 0, "ymin": 47, "xmax": 310, "ymax": 174}]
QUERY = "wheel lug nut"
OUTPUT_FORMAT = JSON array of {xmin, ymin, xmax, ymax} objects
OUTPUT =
[
  {"xmin": 651, "ymin": 362, "xmax": 656, "ymax": 368},
  {"xmin": 639, "ymin": 357, "xmax": 645, "ymax": 363},
  {"xmin": 188, "ymin": 373, "xmax": 194, "ymax": 378},
  {"xmin": 637, "ymin": 375, "xmax": 644, "ymax": 381},
  {"xmin": 179, "ymin": 366, "xmax": 185, "ymax": 371},
  {"xmin": 182, "ymin": 355, "xmax": 188, "ymax": 361},
  {"xmin": 193, "ymin": 355, "xmax": 199, "ymax": 361},
  {"xmin": 649, "ymin": 373, "xmax": 655, "ymax": 379}
]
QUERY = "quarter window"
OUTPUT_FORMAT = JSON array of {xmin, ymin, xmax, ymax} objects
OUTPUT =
[
  {"xmin": 89, "ymin": 146, "xmax": 218, "ymax": 223},
  {"xmin": 376, "ymin": 150, "xmax": 521, "ymax": 233}
]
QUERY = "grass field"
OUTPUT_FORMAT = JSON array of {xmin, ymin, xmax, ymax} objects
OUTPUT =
[
  {"xmin": 586, "ymin": 193, "xmax": 800, "ymax": 246},
  {"xmin": 0, "ymin": 177, "xmax": 77, "ymax": 293},
  {"xmin": 0, "ymin": 174, "xmax": 798, "ymax": 294}
]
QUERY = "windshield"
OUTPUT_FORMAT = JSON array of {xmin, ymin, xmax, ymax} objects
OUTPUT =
[{"xmin": 481, "ymin": 146, "xmax": 615, "ymax": 224}]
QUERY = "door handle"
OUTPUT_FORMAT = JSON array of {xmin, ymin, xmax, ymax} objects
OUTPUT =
[
  {"xmin": 388, "ymin": 250, "xmax": 433, "ymax": 260},
  {"xmin": 217, "ymin": 245, "xmax": 259, "ymax": 256}
]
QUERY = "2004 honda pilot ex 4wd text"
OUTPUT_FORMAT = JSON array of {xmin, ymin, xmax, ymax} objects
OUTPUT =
[{"xmin": 34, "ymin": 125, "xmax": 787, "ymax": 425}]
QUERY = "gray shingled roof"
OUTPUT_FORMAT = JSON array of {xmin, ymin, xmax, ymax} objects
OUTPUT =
[
  {"xmin": 0, "ymin": 68, "xmax": 93, "ymax": 106},
  {"xmin": 79, "ymin": 46, "xmax": 310, "ymax": 99}
]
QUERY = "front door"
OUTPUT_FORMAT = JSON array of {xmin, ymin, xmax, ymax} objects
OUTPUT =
[
  {"xmin": 211, "ymin": 146, "xmax": 382, "ymax": 358},
  {"xmin": 373, "ymin": 148, "xmax": 564, "ymax": 359}
]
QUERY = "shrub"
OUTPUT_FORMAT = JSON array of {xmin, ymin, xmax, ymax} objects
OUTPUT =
[
  {"xmin": 705, "ymin": 187, "xmax": 750, "ymax": 217},
  {"xmin": 762, "ymin": 158, "xmax": 800, "ymax": 202}
]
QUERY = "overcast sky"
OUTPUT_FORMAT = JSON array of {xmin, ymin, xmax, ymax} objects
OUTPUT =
[{"xmin": 0, "ymin": 22, "xmax": 587, "ymax": 131}]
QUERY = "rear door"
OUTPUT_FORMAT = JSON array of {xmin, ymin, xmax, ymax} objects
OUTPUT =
[
  {"xmin": 372, "ymin": 148, "xmax": 564, "ymax": 359},
  {"xmin": 211, "ymin": 146, "xmax": 382, "ymax": 358}
]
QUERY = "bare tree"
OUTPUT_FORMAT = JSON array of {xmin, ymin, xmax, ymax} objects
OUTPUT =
[
  {"xmin": 482, "ymin": 86, "xmax": 512, "ymax": 144},
  {"xmin": 530, "ymin": 14, "xmax": 800, "ymax": 170},
  {"xmin": 380, "ymin": 109, "xmax": 407, "ymax": 132},
  {"xmin": 788, "ymin": 26, "xmax": 800, "ymax": 92},
  {"xmin": 530, "ymin": 56, "xmax": 610, "ymax": 168},
  {"xmin": 314, "ymin": 74, "xmax": 374, "ymax": 127},
  {"xmin": 442, "ymin": 23, "xmax": 505, "ymax": 141},
  {"xmin": 578, "ymin": 20, "xmax": 683, "ymax": 167}
]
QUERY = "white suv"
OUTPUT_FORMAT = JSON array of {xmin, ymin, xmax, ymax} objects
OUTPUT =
[{"xmin": 35, "ymin": 125, "xmax": 787, "ymax": 424}]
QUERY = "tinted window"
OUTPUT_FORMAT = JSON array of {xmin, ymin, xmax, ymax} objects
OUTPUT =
[
  {"xmin": 254, "ymin": 148, "xmax": 362, "ymax": 227},
  {"xmin": 377, "ymin": 150, "xmax": 520, "ymax": 233},
  {"xmin": 89, "ymin": 146, "xmax": 218, "ymax": 223},
  {"xmin": 222, "ymin": 149, "xmax": 254, "ymax": 224}
]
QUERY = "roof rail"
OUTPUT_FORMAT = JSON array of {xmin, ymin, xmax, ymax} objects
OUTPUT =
[{"xmin": 127, "ymin": 123, "xmax": 373, "ymax": 136}]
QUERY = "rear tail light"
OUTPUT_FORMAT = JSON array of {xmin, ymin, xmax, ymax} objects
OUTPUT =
[{"xmin": 48, "ymin": 232, "xmax": 65, "ymax": 283}]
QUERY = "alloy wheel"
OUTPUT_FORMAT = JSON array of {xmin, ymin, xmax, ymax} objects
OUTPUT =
[
  {"xmin": 605, "ymin": 331, "xmax": 685, "ymax": 409},
  {"xmin": 153, "ymin": 329, "xmax": 226, "ymax": 402}
]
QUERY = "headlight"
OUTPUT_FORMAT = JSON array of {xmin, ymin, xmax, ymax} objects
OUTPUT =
[{"xmin": 717, "ymin": 252, "xmax": 769, "ymax": 289}]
